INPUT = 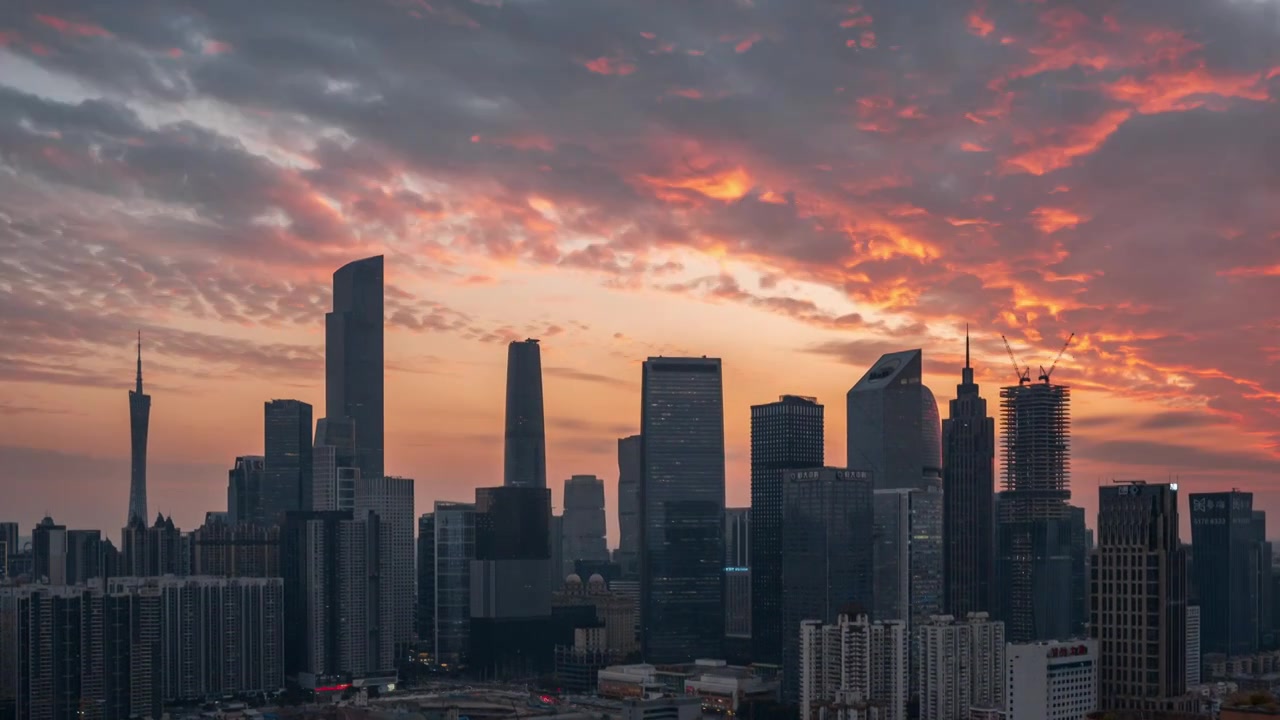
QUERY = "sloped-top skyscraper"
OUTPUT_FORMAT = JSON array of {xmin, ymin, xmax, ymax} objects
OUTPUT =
[
  {"xmin": 504, "ymin": 339, "xmax": 547, "ymax": 489},
  {"xmin": 128, "ymin": 332, "xmax": 151, "ymax": 525},
  {"xmin": 943, "ymin": 332, "xmax": 996, "ymax": 618},
  {"xmin": 325, "ymin": 255, "xmax": 384, "ymax": 481},
  {"xmin": 846, "ymin": 349, "xmax": 941, "ymax": 491}
]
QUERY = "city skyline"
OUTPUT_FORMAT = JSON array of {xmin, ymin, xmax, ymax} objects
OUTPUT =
[{"xmin": 3, "ymin": 0, "xmax": 1280, "ymax": 545}]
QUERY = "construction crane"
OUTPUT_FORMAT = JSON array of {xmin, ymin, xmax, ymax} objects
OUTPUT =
[
  {"xmin": 1001, "ymin": 334, "xmax": 1032, "ymax": 385},
  {"xmin": 1038, "ymin": 332, "xmax": 1075, "ymax": 383}
]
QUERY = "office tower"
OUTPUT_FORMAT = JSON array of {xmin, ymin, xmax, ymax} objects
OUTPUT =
[
  {"xmin": 847, "ymin": 352, "xmax": 943, "ymax": 630},
  {"xmin": 942, "ymin": 334, "xmax": 995, "ymax": 618},
  {"xmin": 1187, "ymin": 605, "xmax": 1201, "ymax": 687},
  {"xmin": 1253, "ymin": 510, "xmax": 1274, "ymax": 648},
  {"xmin": 1091, "ymin": 482, "xmax": 1192, "ymax": 715},
  {"xmin": 918, "ymin": 613, "xmax": 1005, "ymax": 720},
  {"xmin": 504, "ymin": 338, "xmax": 547, "ymax": 489},
  {"xmin": 189, "ymin": 518, "xmax": 281, "ymax": 577},
  {"xmin": 469, "ymin": 486, "xmax": 554, "ymax": 676},
  {"xmin": 325, "ymin": 255, "xmax": 384, "ymax": 480},
  {"xmin": 356, "ymin": 475, "xmax": 416, "ymax": 652},
  {"xmin": 121, "ymin": 513, "xmax": 182, "ymax": 577},
  {"xmin": 726, "ymin": 507, "xmax": 750, "ymax": 567},
  {"xmin": 227, "ymin": 455, "xmax": 266, "ymax": 526},
  {"xmin": 640, "ymin": 356, "xmax": 726, "ymax": 663},
  {"xmin": 724, "ymin": 507, "xmax": 751, "ymax": 646},
  {"xmin": 65, "ymin": 529, "xmax": 103, "ymax": 585},
  {"xmin": 107, "ymin": 576, "xmax": 284, "ymax": 702},
  {"xmin": 433, "ymin": 501, "xmax": 476, "ymax": 666},
  {"xmin": 0, "ymin": 522, "xmax": 13, "ymax": 581},
  {"xmin": 1190, "ymin": 490, "xmax": 1257, "ymax": 656},
  {"xmin": 264, "ymin": 399, "xmax": 314, "ymax": 520},
  {"xmin": 418, "ymin": 512, "xmax": 435, "ymax": 645},
  {"xmin": 783, "ymin": 468, "xmax": 874, "ymax": 701},
  {"xmin": 616, "ymin": 435, "xmax": 642, "ymax": 579},
  {"xmin": 281, "ymin": 510, "xmax": 394, "ymax": 689},
  {"xmin": 32, "ymin": 515, "xmax": 67, "ymax": 585},
  {"xmin": 996, "ymin": 378, "xmax": 1080, "ymax": 643},
  {"xmin": 846, "ymin": 350, "xmax": 941, "ymax": 491},
  {"xmin": 128, "ymin": 333, "xmax": 151, "ymax": 525},
  {"xmin": 1005, "ymin": 639, "xmax": 1098, "ymax": 720},
  {"xmin": 752, "ymin": 395, "xmax": 824, "ymax": 665},
  {"xmin": 871, "ymin": 486, "xmax": 944, "ymax": 629},
  {"xmin": 799, "ymin": 614, "xmax": 908, "ymax": 720},
  {"xmin": 564, "ymin": 475, "xmax": 609, "ymax": 571},
  {"xmin": 312, "ymin": 416, "xmax": 359, "ymax": 512}
]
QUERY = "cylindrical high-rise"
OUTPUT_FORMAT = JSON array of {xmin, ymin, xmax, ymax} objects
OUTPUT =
[{"xmin": 504, "ymin": 339, "xmax": 546, "ymax": 489}]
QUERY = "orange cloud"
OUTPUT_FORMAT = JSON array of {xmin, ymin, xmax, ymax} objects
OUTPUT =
[
  {"xmin": 1030, "ymin": 207, "xmax": 1085, "ymax": 233},
  {"xmin": 1103, "ymin": 64, "xmax": 1272, "ymax": 114},
  {"xmin": 961, "ymin": 142, "xmax": 990, "ymax": 153},
  {"xmin": 841, "ymin": 15, "xmax": 874, "ymax": 29},
  {"xmin": 668, "ymin": 88, "xmax": 704, "ymax": 100},
  {"xmin": 641, "ymin": 166, "xmax": 753, "ymax": 202},
  {"xmin": 1219, "ymin": 265, "xmax": 1280, "ymax": 278},
  {"xmin": 734, "ymin": 33, "xmax": 763, "ymax": 53},
  {"xmin": 35, "ymin": 14, "xmax": 112, "ymax": 38},
  {"xmin": 583, "ymin": 56, "xmax": 636, "ymax": 76},
  {"xmin": 1003, "ymin": 109, "xmax": 1132, "ymax": 175}
]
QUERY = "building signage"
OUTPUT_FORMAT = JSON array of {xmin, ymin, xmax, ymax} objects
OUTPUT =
[{"xmin": 1048, "ymin": 645, "xmax": 1089, "ymax": 658}]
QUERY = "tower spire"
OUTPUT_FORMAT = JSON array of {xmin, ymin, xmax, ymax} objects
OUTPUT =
[
  {"xmin": 135, "ymin": 331, "xmax": 143, "ymax": 394},
  {"xmin": 965, "ymin": 324, "xmax": 970, "ymax": 369}
]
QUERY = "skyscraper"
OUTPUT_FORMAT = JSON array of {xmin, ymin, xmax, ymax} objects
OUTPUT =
[
  {"xmin": 943, "ymin": 333, "xmax": 995, "ymax": 618},
  {"xmin": 281, "ymin": 510, "xmax": 394, "ymax": 689},
  {"xmin": 325, "ymin": 255, "xmax": 384, "ymax": 481},
  {"xmin": 751, "ymin": 395, "xmax": 824, "ymax": 665},
  {"xmin": 469, "ymin": 486, "xmax": 555, "ymax": 676},
  {"xmin": 433, "ymin": 501, "xmax": 476, "ymax": 665},
  {"xmin": 846, "ymin": 350, "xmax": 943, "ymax": 632},
  {"xmin": 128, "ymin": 332, "xmax": 151, "ymax": 525},
  {"xmin": 227, "ymin": 455, "xmax": 266, "ymax": 526},
  {"xmin": 996, "ymin": 379, "xmax": 1081, "ymax": 643},
  {"xmin": 1188, "ymin": 491, "xmax": 1255, "ymax": 656},
  {"xmin": 1091, "ymin": 482, "xmax": 1192, "ymax": 715},
  {"xmin": 264, "ymin": 399, "xmax": 314, "ymax": 520},
  {"xmin": 356, "ymin": 475, "xmax": 416, "ymax": 653},
  {"xmin": 782, "ymin": 468, "xmax": 874, "ymax": 701},
  {"xmin": 504, "ymin": 339, "xmax": 547, "ymax": 489},
  {"xmin": 1253, "ymin": 510, "xmax": 1273, "ymax": 648},
  {"xmin": 616, "ymin": 435, "xmax": 642, "ymax": 578},
  {"xmin": 65, "ymin": 529, "xmax": 103, "ymax": 585},
  {"xmin": 563, "ymin": 475, "xmax": 609, "ymax": 571},
  {"xmin": 312, "ymin": 416, "xmax": 359, "ymax": 512},
  {"xmin": 32, "ymin": 516, "xmax": 67, "ymax": 585},
  {"xmin": 640, "ymin": 356, "xmax": 725, "ymax": 663},
  {"xmin": 418, "ymin": 512, "xmax": 436, "ymax": 646}
]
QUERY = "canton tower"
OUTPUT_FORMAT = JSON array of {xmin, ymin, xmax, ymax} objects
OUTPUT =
[{"xmin": 127, "ymin": 332, "xmax": 151, "ymax": 525}]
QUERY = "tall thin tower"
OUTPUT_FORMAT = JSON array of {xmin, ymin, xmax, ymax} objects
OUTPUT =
[
  {"xmin": 325, "ymin": 255, "xmax": 384, "ymax": 481},
  {"xmin": 504, "ymin": 339, "xmax": 547, "ymax": 489},
  {"xmin": 943, "ymin": 329, "xmax": 996, "ymax": 618},
  {"xmin": 127, "ymin": 332, "xmax": 151, "ymax": 525}
]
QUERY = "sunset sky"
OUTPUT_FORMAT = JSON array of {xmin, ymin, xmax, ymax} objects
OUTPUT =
[{"xmin": 2, "ymin": 0, "xmax": 1278, "ymax": 544}]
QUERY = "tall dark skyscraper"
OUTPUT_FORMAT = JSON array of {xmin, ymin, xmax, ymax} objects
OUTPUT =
[
  {"xmin": 995, "ymin": 379, "xmax": 1082, "ymax": 643},
  {"xmin": 128, "ymin": 333, "xmax": 151, "ymax": 525},
  {"xmin": 781, "ymin": 467, "xmax": 873, "ymax": 701},
  {"xmin": 563, "ymin": 475, "xmax": 608, "ymax": 570},
  {"xmin": 750, "ymin": 394, "xmax": 824, "ymax": 664},
  {"xmin": 504, "ymin": 339, "xmax": 547, "ymax": 489},
  {"xmin": 1190, "ymin": 491, "xmax": 1257, "ymax": 656},
  {"xmin": 227, "ymin": 455, "xmax": 266, "ymax": 526},
  {"xmin": 616, "ymin": 435, "xmax": 642, "ymax": 578},
  {"xmin": 325, "ymin": 255, "xmax": 384, "ymax": 481},
  {"xmin": 942, "ymin": 333, "xmax": 996, "ymax": 618},
  {"xmin": 1091, "ymin": 482, "xmax": 1190, "ymax": 715},
  {"xmin": 1253, "ymin": 511, "xmax": 1274, "ymax": 648},
  {"xmin": 640, "ymin": 356, "xmax": 725, "ymax": 663},
  {"xmin": 847, "ymin": 350, "xmax": 943, "ymax": 630},
  {"xmin": 264, "ymin": 399, "xmax": 314, "ymax": 520}
]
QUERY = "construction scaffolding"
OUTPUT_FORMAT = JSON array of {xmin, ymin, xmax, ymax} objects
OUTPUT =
[{"xmin": 999, "ymin": 382, "xmax": 1071, "ymax": 516}]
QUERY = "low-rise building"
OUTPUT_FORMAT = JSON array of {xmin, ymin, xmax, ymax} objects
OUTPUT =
[{"xmin": 1005, "ymin": 639, "xmax": 1097, "ymax": 720}]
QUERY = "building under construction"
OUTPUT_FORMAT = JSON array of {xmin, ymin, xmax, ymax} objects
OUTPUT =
[{"xmin": 994, "ymin": 337, "xmax": 1087, "ymax": 644}]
